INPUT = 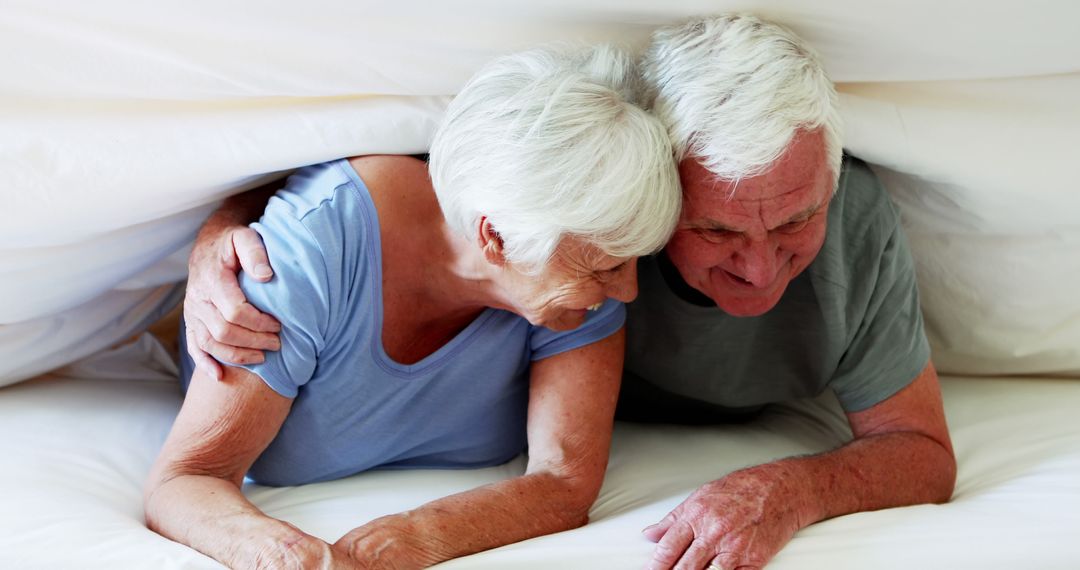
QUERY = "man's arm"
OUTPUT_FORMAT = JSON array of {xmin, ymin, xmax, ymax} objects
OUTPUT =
[
  {"xmin": 334, "ymin": 329, "xmax": 625, "ymax": 567},
  {"xmin": 644, "ymin": 361, "xmax": 955, "ymax": 570},
  {"xmin": 184, "ymin": 183, "xmax": 282, "ymax": 379}
]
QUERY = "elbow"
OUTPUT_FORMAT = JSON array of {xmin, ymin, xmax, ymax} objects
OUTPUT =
[
  {"xmin": 934, "ymin": 447, "xmax": 958, "ymax": 504},
  {"xmin": 916, "ymin": 431, "xmax": 957, "ymax": 505},
  {"xmin": 528, "ymin": 446, "xmax": 608, "ymax": 529},
  {"xmin": 142, "ymin": 467, "xmax": 183, "ymax": 535},
  {"xmin": 142, "ymin": 484, "xmax": 167, "ymax": 535},
  {"xmin": 546, "ymin": 472, "xmax": 604, "ymax": 530}
]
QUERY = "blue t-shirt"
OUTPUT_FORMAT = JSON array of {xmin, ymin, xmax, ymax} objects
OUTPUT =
[{"xmin": 180, "ymin": 159, "xmax": 624, "ymax": 486}]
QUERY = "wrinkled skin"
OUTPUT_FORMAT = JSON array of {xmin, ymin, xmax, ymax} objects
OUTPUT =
[
  {"xmin": 334, "ymin": 514, "xmax": 446, "ymax": 569},
  {"xmin": 664, "ymin": 129, "xmax": 834, "ymax": 317},
  {"xmin": 643, "ymin": 465, "xmax": 807, "ymax": 570}
]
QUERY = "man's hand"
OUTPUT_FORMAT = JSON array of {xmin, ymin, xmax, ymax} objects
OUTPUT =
[
  {"xmin": 643, "ymin": 464, "xmax": 807, "ymax": 570},
  {"xmin": 642, "ymin": 365, "xmax": 955, "ymax": 570},
  {"xmin": 184, "ymin": 223, "xmax": 281, "ymax": 379},
  {"xmin": 334, "ymin": 514, "xmax": 446, "ymax": 570}
]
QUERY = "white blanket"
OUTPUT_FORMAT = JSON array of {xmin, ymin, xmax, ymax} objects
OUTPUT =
[{"xmin": 3, "ymin": 1, "xmax": 1080, "ymax": 383}]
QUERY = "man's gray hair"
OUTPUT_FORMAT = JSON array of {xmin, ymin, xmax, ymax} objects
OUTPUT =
[
  {"xmin": 643, "ymin": 14, "xmax": 843, "ymax": 183},
  {"xmin": 430, "ymin": 44, "xmax": 681, "ymax": 273}
]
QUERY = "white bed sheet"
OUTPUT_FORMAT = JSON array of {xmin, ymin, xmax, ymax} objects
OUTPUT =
[
  {"xmin": 2, "ymin": 337, "xmax": 1077, "ymax": 569},
  {"xmin": 4, "ymin": 1, "xmax": 1080, "ymax": 386}
]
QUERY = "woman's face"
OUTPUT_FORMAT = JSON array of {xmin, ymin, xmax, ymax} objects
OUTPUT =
[{"xmin": 504, "ymin": 237, "xmax": 638, "ymax": 331}]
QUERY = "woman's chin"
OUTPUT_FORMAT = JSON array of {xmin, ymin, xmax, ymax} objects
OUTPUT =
[{"xmin": 535, "ymin": 309, "xmax": 588, "ymax": 332}]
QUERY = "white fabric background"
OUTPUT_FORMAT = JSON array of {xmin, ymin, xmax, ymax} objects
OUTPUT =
[{"xmin": 2, "ymin": 1, "xmax": 1079, "ymax": 383}]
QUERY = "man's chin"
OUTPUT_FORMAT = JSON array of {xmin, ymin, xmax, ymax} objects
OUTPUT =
[{"xmin": 709, "ymin": 291, "xmax": 784, "ymax": 317}]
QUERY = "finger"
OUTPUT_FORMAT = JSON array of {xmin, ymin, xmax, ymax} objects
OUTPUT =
[
  {"xmin": 189, "ymin": 315, "xmax": 266, "ymax": 366},
  {"xmin": 209, "ymin": 270, "xmax": 281, "ymax": 333},
  {"xmin": 672, "ymin": 538, "xmax": 715, "ymax": 570},
  {"xmin": 643, "ymin": 513, "xmax": 677, "ymax": 542},
  {"xmin": 232, "ymin": 227, "xmax": 273, "ymax": 282},
  {"xmin": 646, "ymin": 522, "xmax": 695, "ymax": 570},
  {"xmin": 711, "ymin": 546, "xmax": 759, "ymax": 570},
  {"xmin": 217, "ymin": 228, "xmax": 242, "ymax": 272},
  {"xmin": 185, "ymin": 327, "xmax": 223, "ymax": 381},
  {"xmin": 199, "ymin": 298, "xmax": 281, "ymax": 351}
]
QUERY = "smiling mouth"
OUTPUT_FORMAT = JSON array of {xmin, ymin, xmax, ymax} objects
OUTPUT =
[{"xmin": 723, "ymin": 270, "xmax": 755, "ymax": 286}]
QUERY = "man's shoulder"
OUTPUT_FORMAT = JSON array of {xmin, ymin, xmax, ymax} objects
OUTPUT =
[
  {"xmin": 831, "ymin": 156, "xmax": 898, "ymax": 231},
  {"xmin": 811, "ymin": 156, "xmax": 902, "ymax": 285}
]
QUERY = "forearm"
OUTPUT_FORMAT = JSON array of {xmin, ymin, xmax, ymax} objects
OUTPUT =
[
  {"xmin": 779, "ymin": 430, "xmax": 956, "ymax": 528},
  {"xmin": 361, "ymin": 471, "xmax": 595, "ymax": 565},
  {"xmin": 145, "ymin": 475, "xmax": 325, "ymax": 569}
]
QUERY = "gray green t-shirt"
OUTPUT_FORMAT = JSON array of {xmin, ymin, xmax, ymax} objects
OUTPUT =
[{"xmin": 619, "ymin": 157, "xmax": 930, "ymax": 422}]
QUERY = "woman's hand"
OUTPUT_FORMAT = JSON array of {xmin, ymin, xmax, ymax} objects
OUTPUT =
[
  {"xmin": 244, "ymin": 530, "xmax": 363, "ymax": 570},
  {"xmin": 334, "ymin": 514, "xmax": 446, "ymax": 570},
  {"xmin": 184, "ymin": 212, "xmax": 280, "ymax": 379}
]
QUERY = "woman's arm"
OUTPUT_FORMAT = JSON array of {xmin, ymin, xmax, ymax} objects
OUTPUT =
[
  {"xmin": 144, "ymin": 365, "xmax": 344, "ymax": 569},
  {"xmin": 334, "ymin": 328, "xmax": 626, "ymax": 567}
]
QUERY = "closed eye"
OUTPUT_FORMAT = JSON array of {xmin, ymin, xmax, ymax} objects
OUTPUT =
[
  {"xmin": 599, "ymin": 262, "xmax": 627, "ymax": 276},
  {"xmin": 776, "ymin": 218, "xmax": 810, "ymax": 234},
  {"xmin": 694, "ymin": 228, "xmax": 737, "ymax": 243}
]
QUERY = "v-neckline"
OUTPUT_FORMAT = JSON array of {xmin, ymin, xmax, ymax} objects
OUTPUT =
[{"xmin": 335, "ymin": 159, "xmax": 498, "ymax": 377}]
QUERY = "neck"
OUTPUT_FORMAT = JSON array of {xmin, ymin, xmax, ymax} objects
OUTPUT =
[{"xmin": 415, "ymin": 222, "xmax": 517, "ymax": 317}]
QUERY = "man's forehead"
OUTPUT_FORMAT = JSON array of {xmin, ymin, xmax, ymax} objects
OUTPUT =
[
  {"xmin": 680, "ymin": 163, "xmax": 824, "ymax": 212},
  {"xmin": 680, "ymin": 128, "xmax": 831, "ymax": 202},
  {"xmin": 682, "ymin": 127, "xmax": 825, "ymax": 191}
]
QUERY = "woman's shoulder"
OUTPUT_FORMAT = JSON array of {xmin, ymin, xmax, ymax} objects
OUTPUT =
[
  {"xmin": 348, "ymin": 155, "xmax": 430, "ymax": 190},
  {"xmin": 256, "ymin": 160, "xmax": 379, "ymax": 271},
  {"xmin": 348, "ymin": 155, "xmax": 441, "ymax": 236}
]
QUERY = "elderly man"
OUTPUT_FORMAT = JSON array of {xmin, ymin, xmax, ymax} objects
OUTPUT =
[
  {"xmin": 619, "ymin": 15, "xmax": 956, "ymax": 570},
  {"xmin": 182, "ymin": 14, "xmax": 955, "ymax": 570}
]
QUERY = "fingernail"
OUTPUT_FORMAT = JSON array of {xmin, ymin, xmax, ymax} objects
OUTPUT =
[
  {"xmin": 254, "ymin": 264, "xmax": 272, "ymax": 279},
  {"xmin": 271, "ymin": 340, "xmax": 281, "ymax": 351}
]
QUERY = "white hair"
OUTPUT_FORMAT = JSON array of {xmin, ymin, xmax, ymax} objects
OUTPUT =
[
  {"xmin": 642, "ymin": 14, "xmax": 843, "ymax": 184},
  {"xmin": 429, "ymin": 44, "xmax": 681, "ymax": 273}
]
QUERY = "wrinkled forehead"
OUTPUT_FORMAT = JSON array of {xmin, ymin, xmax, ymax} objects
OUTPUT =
[{"xmin": 679, "ymin": 129, "xmax": 833, "ymax": 213}]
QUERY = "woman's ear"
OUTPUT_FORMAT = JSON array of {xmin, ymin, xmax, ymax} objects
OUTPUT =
[{"xmin": 477, "ymin": 216, "xmax": 507, "ymax": 266}]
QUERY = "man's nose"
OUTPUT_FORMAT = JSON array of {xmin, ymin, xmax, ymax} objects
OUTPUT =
[
  {"xmin": 735, "ymin": 238, "xmax": 781, "ymax": 287},
  {"xmin": 607, "ymin": 259, "xmax": 639, "ymax": 303}
]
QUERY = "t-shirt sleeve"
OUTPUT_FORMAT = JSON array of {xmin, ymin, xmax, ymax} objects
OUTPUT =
[
  {"xmin": 226, "ymin": 195, "xmax": 335, "ymax": 399},
  {"xmin": 831, "ymin": 216, "xmax": 931, "ymax": 412},
  {"xmin": 528, "ymin": 299, "xmax": 626, "ymax": 361}
]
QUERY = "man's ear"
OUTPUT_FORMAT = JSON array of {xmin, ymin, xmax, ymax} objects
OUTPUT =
[{"xmin": 477, "ymin": 216, "xmax": 507, "ymax": 266}]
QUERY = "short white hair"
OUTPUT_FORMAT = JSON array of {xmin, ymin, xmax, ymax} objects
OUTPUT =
[
  {"xmin": 430, "ymin": 44, "xmax": 681, "ymax": 273},
  {"xmin": 642, "ymin": 14, "xmax": 843, "ymax": 183}
]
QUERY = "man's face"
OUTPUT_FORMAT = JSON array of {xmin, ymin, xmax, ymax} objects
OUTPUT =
[{"xmin": 665, "ymin": 129, "xmax": 834, "ymax": 317}]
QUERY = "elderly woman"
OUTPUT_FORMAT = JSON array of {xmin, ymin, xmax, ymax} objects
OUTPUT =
[{"xmin": 143, "ymin": 44, "xmax": 680, "ymax": 569}]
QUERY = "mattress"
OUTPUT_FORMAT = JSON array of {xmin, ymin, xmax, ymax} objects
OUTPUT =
[{"xmin": 1, "ymin": 336, "xmax": 1077, "ymax": 569}]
